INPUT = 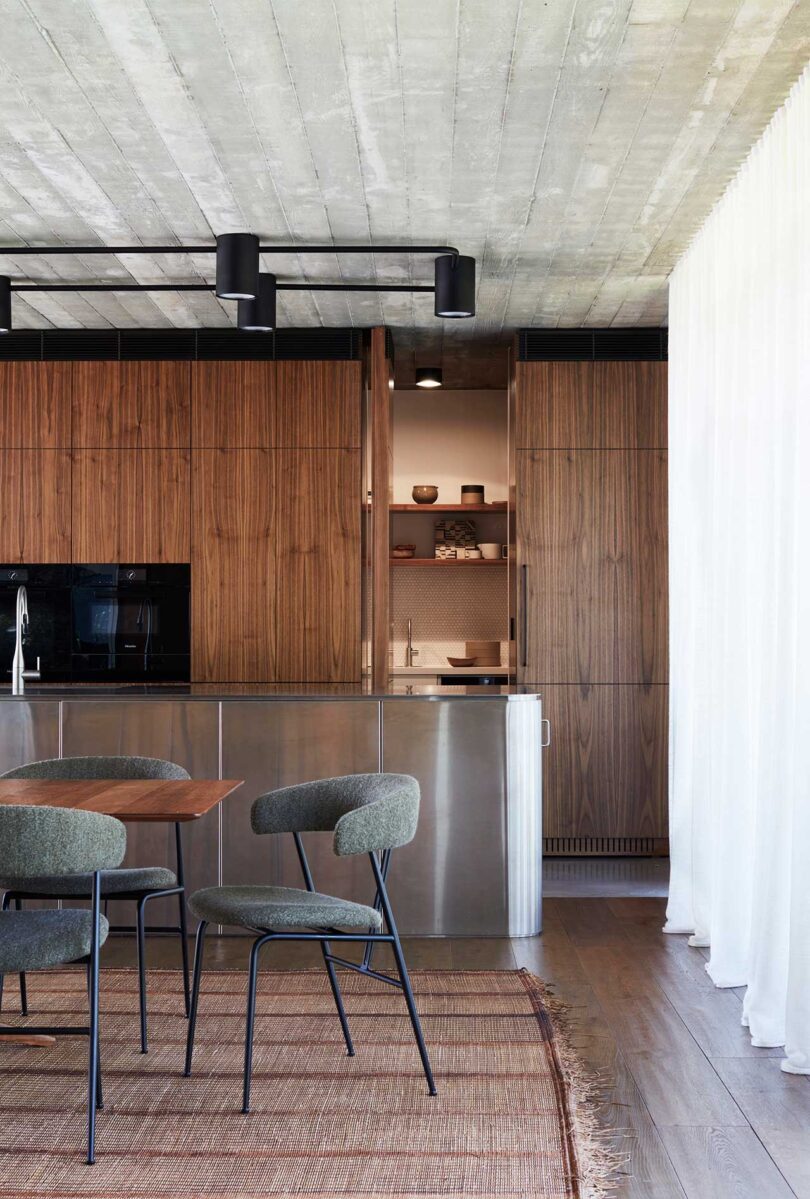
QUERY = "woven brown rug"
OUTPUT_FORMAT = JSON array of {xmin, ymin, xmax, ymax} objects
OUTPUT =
[{"xmin": 0, "ymin": 967, "xmax": 610, "ymax": 1198}]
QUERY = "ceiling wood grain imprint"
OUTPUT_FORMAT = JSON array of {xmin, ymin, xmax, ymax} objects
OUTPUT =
[{"xmin": 0, "ymin": 0, "xmax": 807, "ymax": 382}]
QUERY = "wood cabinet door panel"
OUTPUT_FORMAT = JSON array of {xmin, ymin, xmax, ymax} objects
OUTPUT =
[
  {"xmin": 515, "ymin": 361, "xmax": 667, "ymax": 449},
  {"xmin": 517, "ymin": 449, "xmax": 667, "ymax": 683},
  {"xmin": 274, "ymin": 449, "xmax": 361, "ymax": 682},
  {"xmin": 192, "ymin": 362, "xmax": 276, "ymax": 448},
  {"xmin": 273, "ymin": 361, "xmax": 361, "ymax": 448},
  {"xmin": 192, "ymin": 361, "xmax": 361, "ymax": 448},
  {"xmin": 541, "ymin": 685, "xmax": 668, "ymax": 839},
  {"xmin": 595, "ymin": 361, "xmax": 667, "ymax": 448},
  {"xmin": 72, "ymin": 362, "xmax": 190, "ymax": 448},
  {"xmin": 72, "ymin": 449, "xmax": 190, "ymax": 562},
  {"xmin": 0, "ymin": 362, "xmax": 71, "ymax": 448},
  {"xmin": 191, "ymin": 449, "xmax": 278, "ymax": 683},
  {"xmin": 192, "ymin": 449, "xmax": 361, "ymax": 683},
  {"xmin": 515, "ymin": 362, "xmax": 591, "ymax": 449},
  {"xmin": 0, "ymin": 450, "xmax": 71, "ymax": 562}
]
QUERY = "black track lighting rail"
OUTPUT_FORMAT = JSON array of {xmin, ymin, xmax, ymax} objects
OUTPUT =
[
  {"xmin": 11, "ymin": 282, "xmax": 435, "ymax": 293},
  {"xmin": 0, "ymin": 243, "xmax": 459, "ymax": 258}
]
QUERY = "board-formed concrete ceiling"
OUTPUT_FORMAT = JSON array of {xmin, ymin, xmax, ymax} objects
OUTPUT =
[{"xmin": 0, "ymin": 0, "xmax": 808, "ymax": 382}]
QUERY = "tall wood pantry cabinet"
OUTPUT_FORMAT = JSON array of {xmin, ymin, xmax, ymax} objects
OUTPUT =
[{"xmin": 513, "ymin": 359, "xmax": 669, "ymax": 853}]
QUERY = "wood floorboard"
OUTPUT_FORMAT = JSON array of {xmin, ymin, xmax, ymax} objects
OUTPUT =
[{"xmin": 47, "ymin": 898, "xmax": 810, "ymax": 1197}]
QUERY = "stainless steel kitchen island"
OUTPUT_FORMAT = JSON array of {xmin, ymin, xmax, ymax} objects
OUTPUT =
[{"xmin": 0, "ymin": 685, "xmax": 543, "ymax": 936}]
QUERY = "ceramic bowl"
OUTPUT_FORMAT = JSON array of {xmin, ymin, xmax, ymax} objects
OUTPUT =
[
  {"xmin": 412, "ymin": 485, "xmax": 439, "ymax": 504},
  {"xmin": 447, "ymin": 656, "xmax": 476, "ymax": 667}
]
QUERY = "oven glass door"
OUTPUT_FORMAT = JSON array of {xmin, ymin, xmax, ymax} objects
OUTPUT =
[{"xmin": 72, "ymin": 586, "xmax": 189, "ymax": 679}]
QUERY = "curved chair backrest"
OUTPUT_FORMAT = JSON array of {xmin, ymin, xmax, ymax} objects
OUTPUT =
[
  {"xmin": 1, "ymin": 756, "xmax": 190, "ymax": 782},
  {"xmin": 0, "ymin": 805, "xmax": 126, "ymax": 882},
  {"xmin": 251, "ymin": 773, "xmax": 420, "ymax": 857}
]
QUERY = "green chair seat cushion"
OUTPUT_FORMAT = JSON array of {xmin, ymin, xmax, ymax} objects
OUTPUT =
[
  {"xmin": 189, "ymin": 885, "xmax": 383, "ymax": 931},
  {"xmin": 0, "ymin": 866, "xmax": 178, "ymax": 898},
  {"xmin": 0, "ymin": 909, "xmax": 109, "ymax": 973}
]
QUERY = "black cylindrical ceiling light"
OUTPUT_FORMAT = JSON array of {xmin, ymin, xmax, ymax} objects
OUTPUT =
[
  {"xmin": 415, "ymin": 366, "xmax": 442, "ymax": 388},
  {"xmin": 0, "ymin": 276, "xmax": 10, "ymax": 333},
  {"xmin": 434, "ymin": 254, "xmax": 476, "ymax": 318},
  {"xmin": 215, "ymin": 233, "xmax": 260, "ymax": 299},
  {"xmin": 237, "ymin": 272, "xmax": 277, "ymax": 332}
]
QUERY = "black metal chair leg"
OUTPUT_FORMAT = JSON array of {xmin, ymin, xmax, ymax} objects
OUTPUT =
[
  {"xmin": 183, "ymin": 921, "xmax": 207, "ymax": 1077},
  {"xmin": 371, "ymin": 854, "xmax": 436, "ymax": 1096},
  {"xmin": 86, "ymin": 963, "xmax": 103, "ymax": 1111},
  {"xmin": 178, "ymin": 896, "xmax": 190, "ymax": 1018},
  {"xmin": 14, "ymin": 900, "xmax": 28, "ymax": 1015},
  {"xmin": 87, "ymin": 872, "xmax": 102, "ymax": 1165},
  {"xmin": 135, "ymin": 898, "xmax": 148, "ymax": 1054},
  {"xmin": 242, "ymin": 936, "xmax": 267, "ymax": 1114},
  {"xmin": 321, "ymin": 941, "xmax": 354, "ymax": 1056}
]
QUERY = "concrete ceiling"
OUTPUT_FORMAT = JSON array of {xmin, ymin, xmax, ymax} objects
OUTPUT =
[{"xmin": 0, "ymin": 0, "xmax": 808, "ymax": 384}]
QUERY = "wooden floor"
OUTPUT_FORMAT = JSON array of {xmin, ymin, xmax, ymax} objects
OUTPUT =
[{"xmin": 101, "ymin": 897, "xmax": 810, "ymax": 1199}]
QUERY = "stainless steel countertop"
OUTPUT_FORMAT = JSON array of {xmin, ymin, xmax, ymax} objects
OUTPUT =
[{"xmin": 0, "ymin": 683, "xmax": 541, "ymax": 701}]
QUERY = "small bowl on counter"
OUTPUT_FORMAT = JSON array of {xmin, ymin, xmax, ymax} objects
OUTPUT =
[
  {"xmin": 412, "ymin": 485, "xmax": 439, "ymax": 504},
  {"xmin": 391, "ymin": 544, "xmax": 416, "ymax": 559},
  {"xmin": 447, "ymin": 656, "xmax": 476, "ymax": 667}
]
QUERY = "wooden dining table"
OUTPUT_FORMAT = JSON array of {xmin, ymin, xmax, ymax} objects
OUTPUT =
[{"xmin": 0, "ymin": 776, "xmax": 243, "ymax": 1046}]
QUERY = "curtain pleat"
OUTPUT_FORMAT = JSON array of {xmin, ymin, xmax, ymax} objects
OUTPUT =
[{"xmin": 666, "ymin": 64, "xmax": 810, "ymax": 1069}]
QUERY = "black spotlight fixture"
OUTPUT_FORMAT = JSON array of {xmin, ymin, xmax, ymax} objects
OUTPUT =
[
  {"xmin": 215, "ymin": 232, "xmax": 260, "ymax": 300},
  {"xmin": 415, "ymin": 366, "xmax": 442, "ymax": 389},
  {"xmin": 237, "ymin": 273, "xmax": 277, "ymax": 332},
  {"xmin": 434, "ymin": 254, "xmax": 476, "ymax": 318},
  {"xmin": 0, "ymin": 276, "xmax": 10, "ymax": 333}
]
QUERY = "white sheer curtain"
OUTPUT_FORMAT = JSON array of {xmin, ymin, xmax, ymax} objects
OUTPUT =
[{"xmin": 666, "ymin": 64, "xmax": 810, "ymax": 1071}]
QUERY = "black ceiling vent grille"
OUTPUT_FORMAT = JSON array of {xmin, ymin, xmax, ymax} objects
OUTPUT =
[
  {"xmin": 384, "ymin": 327, "xmax": 395, "ymax": 364},
  {"xmin": 519, "ymin": 328, "xmax": 667, "ymax": 361},
  {"xmin": 0, "ymin": 331, "xmax": 44, "ymax": 360},
  {"xmin": 43, "ymin": 330, "xmax": 120, "ymax": 360},
  {"xmin": 0, "ymin": 327, "xmax": 364, "ymax": 361},
  {"xmin": 119, "ymin": 330, "xmax": 197, "ymax": 360}
]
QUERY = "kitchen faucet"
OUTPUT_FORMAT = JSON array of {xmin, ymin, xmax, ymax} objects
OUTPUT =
[
  {"xmin": 405, "ymin": 618, "xmax": 419, "ymax": 667},
  {"xmin": 12, "ymin": 585, "xmax": 41, "ymax": 694}
]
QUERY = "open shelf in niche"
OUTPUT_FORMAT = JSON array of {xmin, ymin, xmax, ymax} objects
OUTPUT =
[{"xmin": 390, "ymin": 502, "xmax": 509, "ymax": 513}]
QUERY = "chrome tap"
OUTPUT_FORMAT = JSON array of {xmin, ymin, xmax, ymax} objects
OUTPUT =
[
  {"xmin": 12, "ymin": 585, "xmax": 40, "ymax": 694},
  {"xmin": 405, "ymin": 618, "xmax": 418, "ymax": 667}
]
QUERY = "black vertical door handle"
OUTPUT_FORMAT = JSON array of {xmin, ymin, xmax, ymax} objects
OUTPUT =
[{"xmin": 520, "ymin": 564, "xmax": 528, "ymax": 670}]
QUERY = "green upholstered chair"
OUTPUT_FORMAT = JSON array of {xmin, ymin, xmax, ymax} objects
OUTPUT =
[
  {"xmin": 0, "ymin": 756, "xmax": 191, "ymax": 1053},
  {"xmin": 0, "ymin": 804, "xmax": 126, "ymax": 1163},
  {"xmin": 184, "ymin": 773, "xmax": 436, "ymax": 1111}
]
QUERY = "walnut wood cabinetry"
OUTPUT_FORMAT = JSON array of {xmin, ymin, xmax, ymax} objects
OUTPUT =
[
  {"xmin": 72, "ymin": 449, "xmax": 191, "ymax": 562},
  {"xmin": 72, "ymin": 361, "xmax": 190, "ymax": 447},
  {"xmin": 514, "ymin": 359, "xmax": 668, "ymax": 847},
  {"xmin": 192, "ymin": 449, "xmax": 360, "ymax": 683}
]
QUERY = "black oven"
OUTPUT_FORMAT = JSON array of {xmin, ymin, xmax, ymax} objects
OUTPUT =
[
  {"xmin": 0, "ymin": 566, "xmax": 72, "ymax": 683},
  {"xmin": 71, "ymin": 565, "xmax": 190, "ymax": 682}
]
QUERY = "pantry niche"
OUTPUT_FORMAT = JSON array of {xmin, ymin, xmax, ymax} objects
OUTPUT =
[{"xmin": 388, "ymin": 387, "xmax": 510, "ymax": 682}]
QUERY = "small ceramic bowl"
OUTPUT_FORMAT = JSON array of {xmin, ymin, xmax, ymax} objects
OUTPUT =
[
  {"xmin": 391, "ymin": 544, "xmax": 416, "ymax": 559},
  {"xmin": 447, "ymin": 656, "xmax": 476, "ymax": 667},
  {"xmin": 412, "ymin": 485, "xmax": 439, "ymax": 504}
]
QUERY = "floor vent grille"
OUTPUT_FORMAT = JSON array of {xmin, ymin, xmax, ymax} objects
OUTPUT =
[{"xmin": 544, "ymin": 836, "xmax": 669, "ymax": 857}]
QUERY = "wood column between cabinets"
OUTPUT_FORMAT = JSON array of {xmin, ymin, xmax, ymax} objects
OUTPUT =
[{"xmin": 369, "ymin": 328, "xmax": 392, "ymax": 690}]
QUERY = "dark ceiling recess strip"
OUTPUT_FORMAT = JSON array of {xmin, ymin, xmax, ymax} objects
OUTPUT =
[
  {"xmin": 519, "ymin": 328, "xmax": 668, "ymax": 361},
  {"xmin": 0, "ymin": 328, "xmax": 364, "ymax": 362}
]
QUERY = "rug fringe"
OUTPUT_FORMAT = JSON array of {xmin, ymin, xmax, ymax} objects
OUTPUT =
[{"xmin": 519, "ymin": 969, "xmax": 628, "ymax": 1199}]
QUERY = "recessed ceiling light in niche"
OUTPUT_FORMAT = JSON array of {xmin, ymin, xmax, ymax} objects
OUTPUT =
[{"xmin": 416, "ymin": 367, "xmax": 443, "ymax": 388}]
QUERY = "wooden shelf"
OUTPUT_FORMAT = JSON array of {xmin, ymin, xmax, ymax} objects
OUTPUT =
[
  {"xmin": 390, "ymin": 503, "xmax": 509, "ymax": 513},
  {"xmin": 390, "ymin": 557, "xmax": 507, "ymax": 566}
]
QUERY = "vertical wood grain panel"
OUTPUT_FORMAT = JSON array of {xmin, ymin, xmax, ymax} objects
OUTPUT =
[
  {"xmin": 72, "ymin": 449, "xmax": 190, "ymax": 562},
  {"xmin": 517, "ymin": 449, "xmax": 667, "ymax": 683},
  {"xmin": 274, "ymin": 360, "xmax": 361, "ymax": 447},
  {"xmin": 192, "ymin": 448, "xmax": 361, "ymax": 683},
  {"xmin": 0, "ymin": 361, "xmax": 71, "ymax": 448},
  {"xmin": 0, "ymin": 450, "xmax": 71, "ymax": 562},
  {"xmin": 191, "ymin": 449, "xmax": 278, "ymax": 683},
  {"xmin": 515, "ymin": 360, "xmax": 667, "ymax": 449},
  {"xmin": 191, "ymin": 361, "xmax": 276, "ymax": 448},
  {"xmin": 191, "ymin": 360, "xmax": 362, "ymax": 448},
  {"xmin": 541, "ymin": 685, "xmax": 668, "ymax": 838},
  {"xmin": 595, "ymin": 361, "xmax": 667, "ymax": 448},
  {"xmin": 515, "ymin": 362, "xmax": 592, "ymax": 448},
  {"xmin": 275, "ymin": 449, "xmax": 361, "ymax": 681},
  {"xmin": 72, "ymin": 361, "xmax": 191, "ymax": 447},
  {"xmin": 369, "ymin": 328, "xmax": 392, "ymax": 689}
]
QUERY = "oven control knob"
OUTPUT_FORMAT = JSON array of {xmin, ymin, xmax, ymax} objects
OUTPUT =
[
  {"xmin": 9, "ymin": 571, "xmax": 17, "ymax": 581},
  {"xmin": 126, "ymin": 570, "xmax": 135, "ymax": 580}
]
